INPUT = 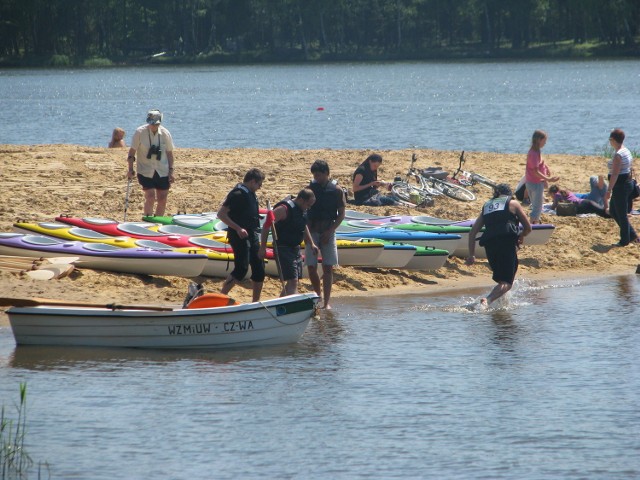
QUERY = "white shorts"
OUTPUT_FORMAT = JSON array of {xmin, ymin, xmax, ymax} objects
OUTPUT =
[{"xmin": 305, "ymin": 231, "xmax": 338, "ymax": 267}]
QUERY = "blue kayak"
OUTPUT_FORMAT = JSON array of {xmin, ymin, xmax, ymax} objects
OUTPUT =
[{"xmin": 336, "ymin": 225, "xmax": 461, "ymax": 253}]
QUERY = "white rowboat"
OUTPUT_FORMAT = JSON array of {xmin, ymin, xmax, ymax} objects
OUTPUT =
[{"xmin": 6, "ymin": 294, "xmax": 319, "ymax": 349}]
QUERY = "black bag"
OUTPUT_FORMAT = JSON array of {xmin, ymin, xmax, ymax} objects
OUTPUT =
[
  {"xmin": 556, "ymin": 202, "xmax": 577, "ymax": 216},
  {"xmin": 630, "ymin": 179, "xmax": 640, "ymax": 200}
]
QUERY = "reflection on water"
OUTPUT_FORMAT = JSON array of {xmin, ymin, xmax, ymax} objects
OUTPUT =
[{"xmin": 0, "ymin": 275, "xmax": 639, "ymax": 479}]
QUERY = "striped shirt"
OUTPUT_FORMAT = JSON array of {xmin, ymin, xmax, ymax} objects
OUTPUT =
[{"xmin": 608, "ymin": 146, "xmax": 633, "ymax": 175}]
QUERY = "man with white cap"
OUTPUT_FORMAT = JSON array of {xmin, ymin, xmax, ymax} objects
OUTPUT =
[{"xmin": 126, "ymin": 109, "xmax": 175, "ymax": 216}]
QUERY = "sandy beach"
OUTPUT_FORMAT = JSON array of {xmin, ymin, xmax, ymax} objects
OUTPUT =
[{"xmin": 1, "ymin": 144, "xmax": 639, "ymax": 326}]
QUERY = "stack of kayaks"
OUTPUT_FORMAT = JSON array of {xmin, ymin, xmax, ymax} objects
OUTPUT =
[
  {"xmin": 0, "ymin": 232, "xmax": 209, "ymax": 277},
  {"xmin": 12, "ymin": 222, "xmax": 239, "ymax": 278},
  {"xmin": 344, "ymin": 209, "xmax": 555, "ymax": 258},
  {"xmin": 145, "ymin": 212, "xmax": 454, "ymax": 271}
]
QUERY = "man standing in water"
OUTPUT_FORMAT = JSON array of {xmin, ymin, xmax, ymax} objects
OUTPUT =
[
  {"xmin": 305, "ymin": 160, "xmax": 346, "ymax": 309},
  {"xmin": 126, "ymin": 109, "xmax": 175, "ymax": 216},
  {"xmin": 466, "ymin": 184, "xmax": 531, "ymax": 308}
]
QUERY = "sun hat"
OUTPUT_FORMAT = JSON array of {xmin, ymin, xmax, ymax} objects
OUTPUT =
[{"xmin": 146, "ymin": 109, "xmax": 163, "ymax": 125}]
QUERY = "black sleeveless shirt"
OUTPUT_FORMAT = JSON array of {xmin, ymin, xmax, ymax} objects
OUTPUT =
[
  {"xmin": 223, "ymin": 183, "xmax": 260, "ymax": 231},
  {"xmin": 307, "ymin": 179, "xmax": 343, "ymax": 231},
  {"xmin": 479, "ymin": 196, "xmax": 519, "ymax": 246},
  {"xmin": 274, "ymin": 199, "xmax": 307, "ymax": 247}
]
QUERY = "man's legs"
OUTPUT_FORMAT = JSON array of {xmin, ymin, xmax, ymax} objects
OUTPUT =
[
  {"xmin": 322, "ymin": 265, "xmax": 334, "ymax": 310},
  {"xmin": 143, "ymin": 189, "xmax": 156, "ymax": 216},
  {"xmin": 485, "ymin": 281, "xmax": 512, "ymax": 304},
  {"xmin": 155, "ymin": 189, "xmax": 169, "ymax": 216}
]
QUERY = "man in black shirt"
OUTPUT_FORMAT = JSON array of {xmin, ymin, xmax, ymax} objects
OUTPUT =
[
  {"xmin": 260, "ymin": 188, "xmax": 318, "ymax": 297},
  {"xmin": 217, "ymin": 168, "xmax": 266, "ymax": 302},
  {"xmin": 306, "ymin": 160, "xmax": 346, "ymax": 310}
]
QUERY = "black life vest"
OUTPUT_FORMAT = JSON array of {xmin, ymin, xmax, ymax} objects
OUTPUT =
[
  {"xmin": 479, "ymin": 196, "xmax": 519, "ymax": 246},
  {"xmin": 274, "ymin": 199, "xmax": 307, "ymax": 247},
  {"xmin": 227, "ymin": 183, "xmax": 260, "ymax": 231},
  {"xmin": 353, "ymin": 165, "xmax": 377, "ymax": 204},
  {"xmin": 307, "ymin": 179, "xmax": 340, "ymax": 223}
]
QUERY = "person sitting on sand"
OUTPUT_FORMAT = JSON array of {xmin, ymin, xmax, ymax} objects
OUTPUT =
[
  {"xmin": 573, "ymin": 175, "xmax": 608, "ymax": 207},
  {"xmin": 352, "ymin": 153, "xmax": 400, "ymax": 206},
  {"xmin": 466, "ymin": 184, "xmax": 531, "ymax": 308},
  {"xmin": 548, "ymin": 185, "xmax": 611, "ymax": 218},
  {"xmin": 109, "ymin": 127, "xmax": 126, "ymax": 148}
]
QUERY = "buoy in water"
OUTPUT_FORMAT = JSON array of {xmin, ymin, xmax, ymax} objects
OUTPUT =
[
  {"xmin": 187, "ymin": 293, "xmax": 237, "ymax": 309},
  {"xmin": 316, "ymin": 107, "xmax": 325, "ymax": 111}
]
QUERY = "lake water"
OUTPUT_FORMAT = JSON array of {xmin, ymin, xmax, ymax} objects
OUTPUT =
[
  {"xmin": 1, "ymin": 275, "xmax": 639, "ymax": 479},
  {"xmin": 1, "ymin": 60, "xmax": 639, "ymax": 154}
]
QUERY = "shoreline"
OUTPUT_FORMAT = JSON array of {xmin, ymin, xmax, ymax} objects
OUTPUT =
[
  {"xmin": 1, "ymin": 268, "xmax": 637, "ymax": 328},
  {"xmin": 1, "ymin": 144, "xmax": 639, "ymax": 326}
]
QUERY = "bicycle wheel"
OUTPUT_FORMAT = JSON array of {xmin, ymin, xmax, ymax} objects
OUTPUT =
[
  {"xmin": 418, "ymin": 176, "xmax": 444, "ymax": 196},
  {"xmin": 470, "ymin": 172, "xmax": 498, "ymax": 190},
  {"xmin": 391, "ymin": 183, "xmax": 434, "ymax": 207},
  {"xmin": 430, "ymin": 178, "xmax": 476, "ymax": 202}
]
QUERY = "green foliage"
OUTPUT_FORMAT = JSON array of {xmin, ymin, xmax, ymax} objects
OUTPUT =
[
  {"xmin": 1, "ymin": 383, "xmax": 49, "ymax": 479},
  {"xmin": 83, "ymin": 57, "xmax": 114, "ymax": 67},
  {"xmin": 48, "ymin": 55, "xmax": 71, "ymax": 67},
  {"xmin": 595, "ymin": 143, "xmax": 640, "ymax": 158},
  {"xmin": 0, "ymin": 0, "xmax": 638, "ymax": 64},
  {"xmin": 1, "ymin": 383, "xmax": 32, "ymax": 478}
]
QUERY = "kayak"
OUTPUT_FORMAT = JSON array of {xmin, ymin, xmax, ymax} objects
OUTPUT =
[
  {"xmin": 0, "ymin": 233, "xmax": 208, "ymax": 277},
  {"xmin": 345, "ymin": 219, "xmax": 470, "ymax": 234},
  {"xmin": 143, "ymin": 214, "xmax": 223, "ymax": 232},
  {"xmin": 12, "ymin": 222, "xmax": 270, "ymax": 278},
  {"xmin": 55, "ymin": 216, "xmax": 225, "ymax": 249},
  {"xmin": 354, "ymin": 238, "xmax": 449, "ymax": 270},
  {"xmin": 344, "ymin": 210, "xmax": 554, "ymax": 257},
  {"xmin": 336, "ymin": 225, "xmax": 462, "ymax": 253}
]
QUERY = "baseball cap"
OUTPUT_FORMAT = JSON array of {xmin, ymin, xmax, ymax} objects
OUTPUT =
[{"xmin": 146, "ymin": 109, "xmax": 163, "ymax": 125}]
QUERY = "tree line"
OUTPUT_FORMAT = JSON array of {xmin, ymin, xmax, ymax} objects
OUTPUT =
[{"xmin": 1, "ymin": 0, "xmax": 638, "ymax": 64}]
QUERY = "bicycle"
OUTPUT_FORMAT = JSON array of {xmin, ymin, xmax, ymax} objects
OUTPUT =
[
  {"xmin": 450, "ymin": 151, "xmax": 499, "ymax": 191},
  {"xmin": 417, "ymin": 154, "xmax": 476, "ymax": 202},
  {"xmin": 391, "ymin": 154, "xmax": 436, "ymax": 207}
]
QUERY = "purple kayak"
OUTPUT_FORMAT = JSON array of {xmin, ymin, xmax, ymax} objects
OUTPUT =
[{"xmin": 0, "ymin": 233, "xmax": 208, "ymax": 277}]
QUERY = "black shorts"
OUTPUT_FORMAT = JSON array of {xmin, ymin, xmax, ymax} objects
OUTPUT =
[
  {"xmin": 275, "ymin": 245, "xmax": 303, "ymax": 281},
  {"xmin": 227, "ymin": 229, "xmax": 265, "ymax": 283},
  {"xmin": 138, "ymin": 172, "xmax": 170, "ymax": 191},
  {"xmin": 484, "ymin": 235, "xmax": 519, "ymax": 285}
]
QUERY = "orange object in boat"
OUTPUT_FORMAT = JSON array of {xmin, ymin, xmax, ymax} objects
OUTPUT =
[{"xmin": 186, "ymin": 293, "xmax": 237, "ymax": 309}]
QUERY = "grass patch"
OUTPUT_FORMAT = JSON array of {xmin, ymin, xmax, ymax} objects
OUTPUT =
[
  {"xmin": 1, "ymin": 383, "xmax": 49, "ymax": 479},
  {"xmin": 83, "ymin": 57, "xmax": 113, "ymax": 67}
]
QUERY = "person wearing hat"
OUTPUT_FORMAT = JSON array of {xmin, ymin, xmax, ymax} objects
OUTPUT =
[
  {"xmin": 465, "ymin": 184, "xmax": 531, "ymax": 308},
  {"xmin": 126, "ymin": 109, "xmax": 175, "ymax": 216}
]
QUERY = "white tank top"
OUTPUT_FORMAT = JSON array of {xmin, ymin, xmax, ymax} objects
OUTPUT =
[{"xmin": 608, "ymin": 146, "xmax": 633, "ymax": 175}]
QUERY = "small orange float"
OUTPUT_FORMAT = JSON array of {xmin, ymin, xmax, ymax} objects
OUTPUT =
[{"xmin": 186, "ymin": 293, "xmax": 237, "ymax": 309}]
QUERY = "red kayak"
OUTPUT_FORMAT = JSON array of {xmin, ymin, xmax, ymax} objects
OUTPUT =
[{"xmin": 55, "ymin": 215, "xmax": 276, "ymax": 259}]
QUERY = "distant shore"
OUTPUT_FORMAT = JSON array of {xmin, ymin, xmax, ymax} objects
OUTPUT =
[
  {"xmin": 1, "ymin": 42, "xmax": 639, "ymax": 68},
  {"xmin": 0, "ymin": 144, "xmax": 639, "ymax": 326}
]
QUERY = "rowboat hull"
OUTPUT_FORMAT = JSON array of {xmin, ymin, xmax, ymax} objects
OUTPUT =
[{"xmin": 8, "ymin": 294, "xmax": 319, "ymax": 349}]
